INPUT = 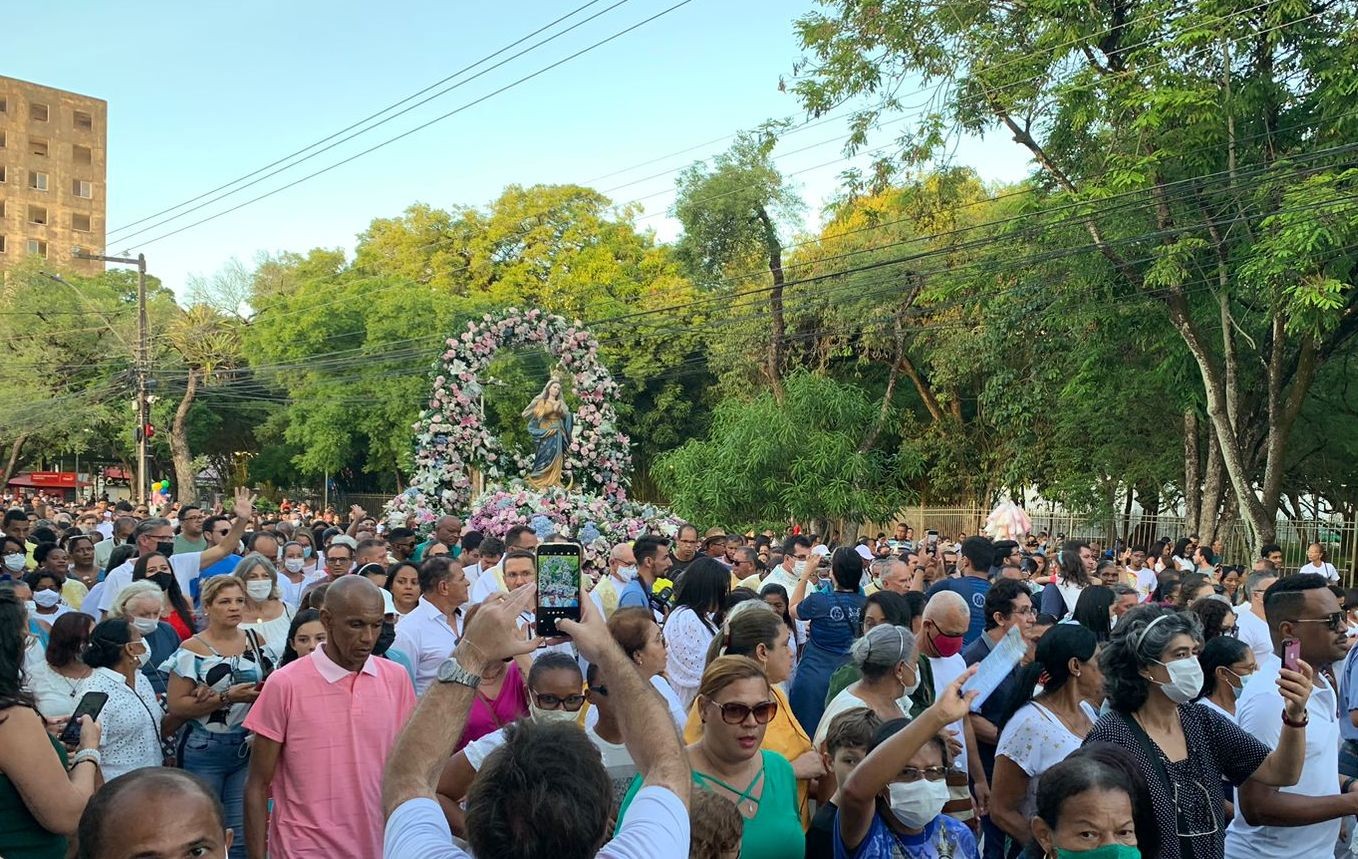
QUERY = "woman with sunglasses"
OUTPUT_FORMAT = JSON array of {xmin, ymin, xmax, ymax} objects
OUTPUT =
[
  {"xmin": 619, "ymin": 655, "xmax": 803, "ymax": 858},
  {"xmin": 434, "ymin": 653, "xmax": 593, "ymax": 836},
  {"xmin": 1086, "ymin": 604, "xmax": 1312, "ymax": 859}
]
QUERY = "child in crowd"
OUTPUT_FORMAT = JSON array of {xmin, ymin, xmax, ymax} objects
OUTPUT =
[
  {"xmin": 806, "ymin": 707, "xmax": 882, "ymax": 859},
  {"xmin": 688, "ymin": 787, "xmax": 743, "ymax": 859}
]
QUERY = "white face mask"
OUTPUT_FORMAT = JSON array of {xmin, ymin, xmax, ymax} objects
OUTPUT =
[
  {"xmin": 530, "ymin": 703, "xmax": 579, "ymax": 725},
  {"xmin": 129, "ymin": 643, "xmax": 151, "ymax": 668},
  {"xmin": 3, "ymin": 554, "xmax": 25, "ymax": 572},
  {"xmin": 616, "ymin": 564, "xmax": 637, "ymax": 582},
  {"xmin": 887, "ymin": 779, "xmax": 950, "ymax": 829},
  {"xmin": 283, "ymin": 558, "xmax": 305, "ymax": 573},
  {"xmin": 793, "ymin": 560, "xmax": 808, "ymax": 576},
  {"xmin": 131, "ymin": 617, "xmax": 159, "ymax": 635},
  {"xmin": 901, "ymin": 661, "xmax": 922, "ymax": 698},
  {"xmin": 246, "ymin": 580, "xmax": 274, "ymax": 601},
  {"xmin": 1153, "ymin": 656, "xmax": 1204, "ymax": 704},
  {"xmin": 33, "ymin": 589, "xmax": 61, "ymax": 608}
]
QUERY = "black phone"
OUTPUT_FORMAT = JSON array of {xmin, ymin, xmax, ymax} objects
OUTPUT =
[
  {"xmin": 535, "ymin": 541, "xmax": 583, "ymax": 638},
  {"xmin": 60, "ymin": 691, "xmax": 108, "ymax": 745}
]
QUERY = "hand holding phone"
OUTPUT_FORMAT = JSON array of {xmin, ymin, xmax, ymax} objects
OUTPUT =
[
  {"xmin": 59, "ymin": 691, "xmax": 108, "ymax": 746},
  {"xmin": 535, "ymin": 542, "xmax": 583, "ymax": 638},
  {"xmin": 1283, "ymin": 637, "xmax": 1301, "ymax": 672}
]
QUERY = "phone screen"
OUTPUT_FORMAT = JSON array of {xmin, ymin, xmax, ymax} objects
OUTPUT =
[
  {"xmin": 60, "ymin": 691, "xmax": 109, "ymax": 744},
  {"xmin": 1282, "ymin": 638, "xmax": 1301, "ymax": 672},
  {"xmin": 536, "ymin": 543, "xmax": 582, "ymax": 637}
]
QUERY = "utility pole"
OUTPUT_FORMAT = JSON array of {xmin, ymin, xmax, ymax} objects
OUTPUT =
[{"xmin": 73, "ymin": 250, "xmax": 149, "ymax": 505}]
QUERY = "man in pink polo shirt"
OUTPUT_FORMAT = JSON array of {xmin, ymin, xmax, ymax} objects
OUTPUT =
[{"xmin": 243, "ymin": 575, "xmax": 416, "ymax": 859}]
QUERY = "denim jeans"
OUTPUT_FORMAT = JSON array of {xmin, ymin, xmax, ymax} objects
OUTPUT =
[{"xmin": 179, "ymin": 727, "xmax": 250, "ymax": 859}]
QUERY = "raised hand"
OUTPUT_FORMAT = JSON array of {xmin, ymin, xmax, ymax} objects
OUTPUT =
[
  {"xmin": 231, "ymin": 485, "xmax": 256, "ymax": 521},
  {"xmin": 458, "ymin": 584, "xmax": 543, "ymax": 665},
  {"xmin": 1279, "ymin": 659, "xmax": 1315, "ymax": 722}
]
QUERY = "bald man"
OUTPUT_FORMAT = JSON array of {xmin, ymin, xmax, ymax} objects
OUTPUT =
[
  {"xmin": 77, "ymin": 768, "xmax": 232, "ymax": 859},
  {"xmin": 244, "ymin": 576, "xmax": 416, "ymax": 859},
  {"xmin": 589, "ymin": 542, "xmax": 637, "ymax": 620},
  {"xmin": 413, "ymin": 516, "xmax": 463, "ymax": 562},
  {"xmin": 919, "ymin": 590, "xmax": 988, "ymax": 824}
]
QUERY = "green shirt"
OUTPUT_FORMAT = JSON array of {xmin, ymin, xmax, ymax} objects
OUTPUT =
[
  {"xmin": 0, "ymin": 732, "xmax": 68, "ymax": 858},
  {"xmin": 616, "ymin": 750, "xmax": 803, "ymax": 859}
]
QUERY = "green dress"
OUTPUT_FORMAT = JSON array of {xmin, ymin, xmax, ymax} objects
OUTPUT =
[
  {"xmin": 0, "ymin": 733, "xmax": 69, "ymax": 858},
  {"xmin": 615, "ymin": 749, "xmax": 804, "ymax": 859}
]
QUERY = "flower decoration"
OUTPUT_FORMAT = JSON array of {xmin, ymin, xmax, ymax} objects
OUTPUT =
[{"xmin": 402, "ymin": 308, "xmax": 632, "ymax": 512}]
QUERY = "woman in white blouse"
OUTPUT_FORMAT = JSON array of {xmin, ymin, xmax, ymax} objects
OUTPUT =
[
  {"xmin": 601, "ymin": 606, "xmax": 689, "ymax": 729},
  {"xmin": 25, "ymin": 612, "xmax": 93, "ymax": 721},
  {"xmin": 78, "ymin": 618, "xmax": 163, "ymax": 780},
  {"xmin": 990, "ymin": 623, "xmax": 1103, "ymax": 849},
  {"xmin": 236, "ymin": 553, "xmax": 294, "ymax": 653},
  {"xmin": 661, "ymin": 557, "xmax": 730, "ymax": 707}
]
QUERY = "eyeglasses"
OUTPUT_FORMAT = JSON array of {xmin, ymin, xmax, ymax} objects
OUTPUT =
[
  {"xmin": 1295, "ymin": 611, "xmax": 1347, "ymax": 632},
  {"xmin": 1010, "ymin": 606, "xmax": 1037, "ymax": 617},
  {"xmin": 327, "ymin": 556, "xmax": 353, "ymax": 565},
  {"xmin": 897, "ymin": 766, "xmax": 949, "ymax": 783},
  {"xmin": 706, "ymin": 699, "xmax": 777, "ymax": 725},
  {"xmin": 534, "ymin": 692, "xmax": 586, "ymax": 711}
]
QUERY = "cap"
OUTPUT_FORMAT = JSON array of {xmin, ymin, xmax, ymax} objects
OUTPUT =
[
  {"xmin": 380, "ymin": 588, "xmax": 396, "ymax": 616},
  {"xmin": 855, "ymin": 545, "xmax": 874, "ymax": 561}
]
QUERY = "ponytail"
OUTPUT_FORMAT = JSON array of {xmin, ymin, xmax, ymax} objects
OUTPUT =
[
  {"xmin": 997, "ymin": 623, "xmax": 1097, "ymax": 728},
  {"xmin": 703, "ymin": 601, "xmax": 783, "ymax": 668}
]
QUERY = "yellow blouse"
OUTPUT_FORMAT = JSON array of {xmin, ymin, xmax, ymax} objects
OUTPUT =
[{"xmin": 682, "ymin": 682, "xmax": 813, "ymax": 828}]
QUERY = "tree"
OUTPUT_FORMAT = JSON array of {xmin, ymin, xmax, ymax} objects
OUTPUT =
[
  {"xmin": 674, "ymin": 132, "xmax": 804, "ymax": 400},
  {"xmin": 790, "ymin": 0, "xmax": 1358, "ymax": 545}
]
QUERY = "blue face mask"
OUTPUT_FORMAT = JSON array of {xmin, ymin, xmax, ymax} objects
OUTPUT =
[
  {"xmin": 1224, "ymin": 668, "xmax": 1253, "ymax": 699},
  {"xmin": 302, "ymin": 547, "xmax": 314, "ymax": 560},
  {"xmin": 1055, "ymin": 845, "xmax": 1140, "ymax": 859}
]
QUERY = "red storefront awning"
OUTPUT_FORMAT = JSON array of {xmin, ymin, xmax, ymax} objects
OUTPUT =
[{"xmin": 7, "ymin": 472, "xmax": 88, "ymax": 488}]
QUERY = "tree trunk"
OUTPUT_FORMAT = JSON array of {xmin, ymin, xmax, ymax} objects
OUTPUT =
[
  {"xmin": 1197, "ymin": 430, "xmax": 1226, "ymax": 541},
  {"xmin": 1183, "ymin": 410, "xmax": 1202, "ymax": 529},
  {"xmin": 755, "ymin": 206, "xmax": 786, "ymax": 402},
  {"xmin": 1, "ymin": 434, "xmax": 29, "ymax": 489},
  {"xmin": 170, "ymin": 368, "xmax": 200, "ymax": 503}
]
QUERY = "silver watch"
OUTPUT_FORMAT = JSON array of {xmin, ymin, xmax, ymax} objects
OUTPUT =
[{"xmin": 436, "ymin": 656, "xmax": 482, "ymax": 688}]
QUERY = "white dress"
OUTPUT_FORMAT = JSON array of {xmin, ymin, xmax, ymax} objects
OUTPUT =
[
  {"xmin": 25, "ymin": 658, "xmax": 86, "ymax": 719},
  {"xmin": 662, "ymin": 607, "xmax": 716, "ymax": 708},
  {"xmin": 995, "ymin": 700, "xmax": 1098, "ymax": 821},
  {"xmin": 240, "ymin": 602, "xmax": 295, "ymax": 653},
  {"xmin": 76, "ymin": 667, "xmax": 163, "ymax": 780}
]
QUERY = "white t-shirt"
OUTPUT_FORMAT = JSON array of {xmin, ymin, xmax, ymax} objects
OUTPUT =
[
  {"xmin": 382, "ymin": 786, "xmax": 689, "ymax": 858},
  {"xmin": 995, "ymin": 700, "xmax": 1098, "ymax": 821},
  {"xmin": 1233, "ymin": 604, "xmax": 1274, "ymax": 664},
  {"xmin": 1225, "ymin": 666, "xmax": 1341, "ymax": 858},
  {"xmin": 928, "ymin": 653, "xmax": 970, "ymax": 773},
  {"xmin": 1133, "ymin": 567, "xmax": 1158, "ymax": 602},
  {"xmin": 815, "ymin": 685, "xmax": 913, "ymax": 750},
  {"xmin": 1298, "ymin": 561, "xmax": 1339, "ymax": 582},
  {"xmin": 98, "ymin": 551, "xmax": 204, "ymax": 613},
  {"xmin": 463, "ymin": 723, "xmax": 638, "ymax": 801}
]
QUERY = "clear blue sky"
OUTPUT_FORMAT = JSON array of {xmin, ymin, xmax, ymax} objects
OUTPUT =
[{"xmin": 7, "ymin": 0, "xmax": 1031, "ymax": 293}]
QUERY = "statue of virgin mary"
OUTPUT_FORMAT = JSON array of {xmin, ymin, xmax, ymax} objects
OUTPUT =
[{"xmin": 521, "ymin": 377, "xmax": 573, "ymax": 490}]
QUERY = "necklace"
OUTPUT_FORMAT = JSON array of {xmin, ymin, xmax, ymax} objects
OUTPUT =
[{"xmin": 692, "ymin": 748, "xmax": 765, "ymax": 819}]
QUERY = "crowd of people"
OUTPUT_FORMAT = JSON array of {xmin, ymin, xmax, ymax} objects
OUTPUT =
[{"xmin": 2, "ymin": 492, "xmax": 1357, "ymax": 859}]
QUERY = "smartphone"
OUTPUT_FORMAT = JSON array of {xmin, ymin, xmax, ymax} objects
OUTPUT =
[
  {"xmin": 1282, "ymin": 637, "xmax": 1301, "ymax": 672},
  {"xmin": 535, "ymin": 541, "xmax": 583, "ymax": 638},
  {"xmin": 926, "ymin": 530, "xmax": 939, "ymax": 547},
  {"xmin": 59, "ymin": 691, "xmax": 109, "ymax": 745}
]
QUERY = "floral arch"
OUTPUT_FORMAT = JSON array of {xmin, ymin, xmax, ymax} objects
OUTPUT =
[{"xmin": 406, "ymin": 308, "xmax": 632, "ymax": 512}]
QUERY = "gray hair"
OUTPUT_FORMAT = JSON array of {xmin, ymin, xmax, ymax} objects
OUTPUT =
[
  {"xmin": 131, "ymin": 518, "xmax": 172, "ymax": 541},
  {"xmin": 1100, "ymin": 604, "xmax": 1203, "ymax": 713},
  {"xmin": 109, "ymin": 580, "xmax": 165, "ymax": 618},
  {"xmin": 1244, "ymin": 569, "xmax": 1278, "ymax": 599},
  {"xmin": 850, "ymin": 624, "xmax": 916, "ymax": 680},
  {"xmin": 233, "ymin": 552, "xmax": 279, "ymax": 600},
  {"xmin": 1111, "ymin": 584, "xmax": 1138, "ymax": 599}
]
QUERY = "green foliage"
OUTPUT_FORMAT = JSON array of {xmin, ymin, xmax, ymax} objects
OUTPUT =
[{"xmin": 655, "ymin": 371, "xmax": 916, "ymax": 527}]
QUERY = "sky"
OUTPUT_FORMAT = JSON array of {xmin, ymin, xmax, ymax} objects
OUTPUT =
[{"xmin": 7, "ymin": 0, "xmax": 1034, "ymax": 294}]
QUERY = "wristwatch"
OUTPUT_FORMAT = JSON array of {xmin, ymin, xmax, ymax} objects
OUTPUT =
[{"xmin": 436, "ymin": 656, "xmax": 482, "ymax": 688}]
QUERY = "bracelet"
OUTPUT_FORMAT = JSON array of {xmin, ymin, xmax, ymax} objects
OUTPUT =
[
  {"xmin": 1281, "ymin": 707, "xmax": 1309, "ymax": 728},
  {"xmin": 71, "ymin": 748, "xmax": 102, "ymax": 768}
]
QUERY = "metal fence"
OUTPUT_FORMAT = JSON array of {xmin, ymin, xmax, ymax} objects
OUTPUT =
[{"xmin": 864, "ymin": 506, "xmax": 1358, "ymax": 583}]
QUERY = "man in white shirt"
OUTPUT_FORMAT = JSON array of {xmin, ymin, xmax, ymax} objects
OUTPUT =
[
  {"xmin": 381, "ymin": 583, "xmax": 690, "ymax": 859},
  {"xmin": 98, "ymin": 487, "xmax": 255, "ymax": 615},
  {"xmin": 461, "ymin": 536, "xmax": 504, "ymax": 590},
  {"xmin": 1234, "ymin": 567, "xmax": 1280, "ymax": 665},
  {"xmin": 467, "ymin": 526, "xmax": 538, "ymax": 605},
  {"xmin": 738, "ymin": 534, "xmax": 811, "ymax": 592},
  {"xmin": 1298, "ymin": 542, "xmax": 1340, "ymax": 582},
  {"xmin": 93, "ymin": 515, "xmax": 136, "ymax": 571},
  {"xmin": 1127, "ymin": 546, "xmax": 1158, "ymax": 602},
  {"xmin": 590, "ymin": 542, "xmax": 636, "ymax": 621},
  {"xmin": 392, "ymin": 558, "xmax": 470, "ymax": 695},
  {"xmin": 1226, "ymin": 573, "xmax": 1353, "ymax": 858},
  {"xmin": 918, "ymin": 589, "xmax": 987, "ymax": 820}
]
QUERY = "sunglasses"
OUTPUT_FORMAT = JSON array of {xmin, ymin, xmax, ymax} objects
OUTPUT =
[
  {"xmin": 1295, "ymin": 611, "xmax": 1347, "ymax": 633},
  {"xmin": 706, "ymin": 698, "xmax": 778, "ymax": 725}
]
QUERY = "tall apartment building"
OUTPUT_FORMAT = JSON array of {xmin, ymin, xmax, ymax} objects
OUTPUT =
[{"xmin": 0, "ymin": 75, "xmax": 107, "ymax": 275}]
